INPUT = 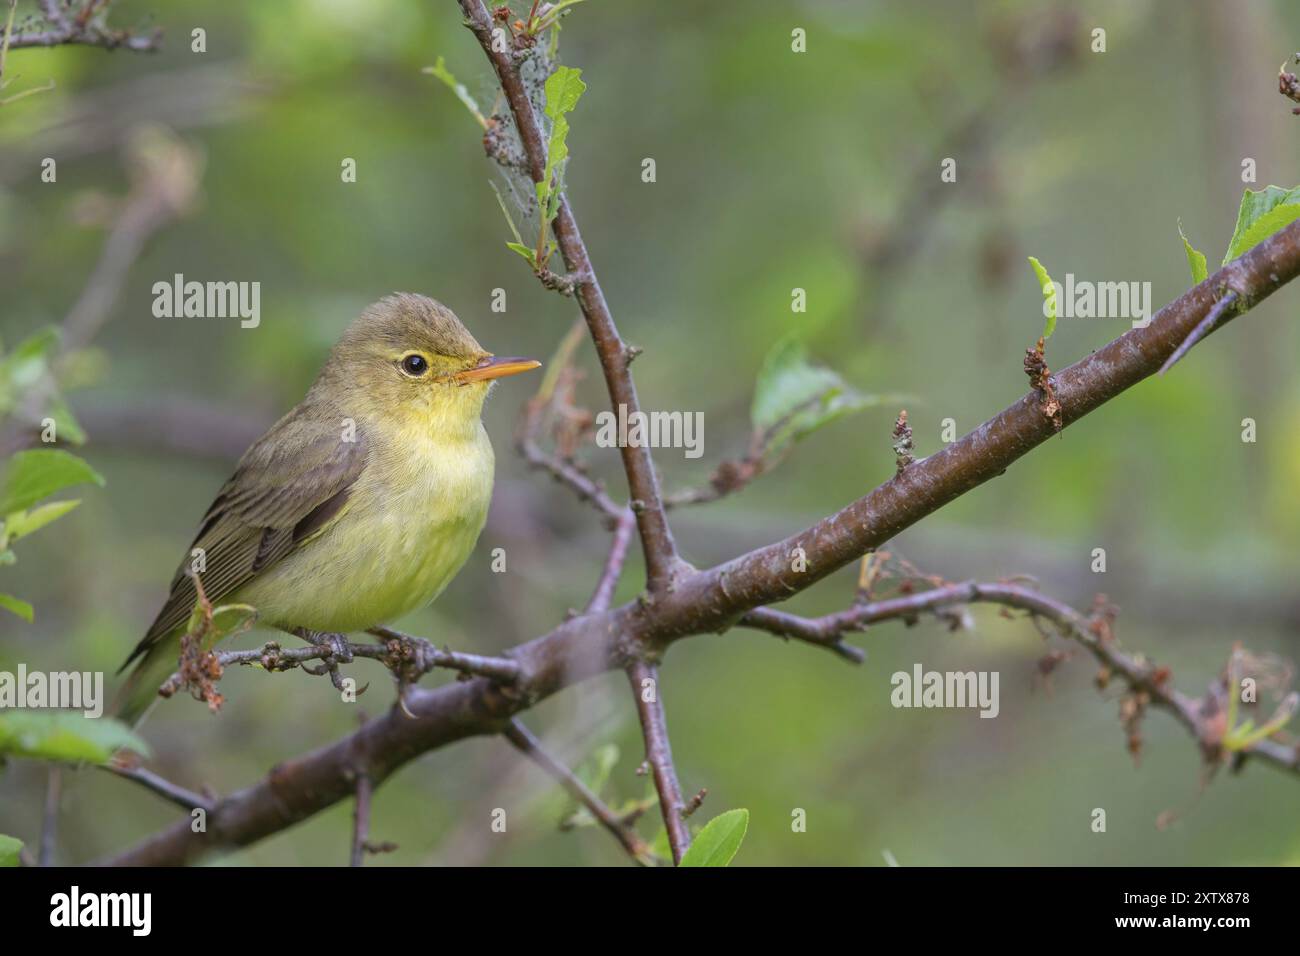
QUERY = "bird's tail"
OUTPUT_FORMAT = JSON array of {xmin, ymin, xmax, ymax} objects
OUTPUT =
[{"xmin": 110, "ymin": 639, "xmax": 178, "ymax": 728}]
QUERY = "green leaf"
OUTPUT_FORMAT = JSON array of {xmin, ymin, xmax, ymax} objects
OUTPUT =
[
  {"xmin": 1027, "ymin": 256, "xmax": 1057, "ymax": 340},
  {"xmin": 506, "ymin": 242, "xmax": 538, "ymax": 268},
  {"xmin": 0, "ymin": 449, "xmax": 103, "ymax": 516},
  {"xmin": 537, "ymin": 66, "xmax": 586, "ymax": 215},
  {"xmin": 0, "ymin": 711, "xmax": 150, "ymax": 764},
  {"xmin": 751, "ymin": 336, "xmax": 901, "ymax": 457},
  {"xmin": 422, "ymin": 56, "xmax": 485, "ymax": 127},
  {"xmin": 0, "ymin": 326, "xmax": 59, "ymax": 395},
  {"xmin": 1222, "ymin": 185, "xmax": 1300, "ymax": 265},
  {"xmin": 0, "ymin": 593, "xmax": 33, "ymax": 621},
  {"xmin": 45, "ymin": 393, "xmax": 87, "ymax": 446},
  {"xmin": 1178, "ymin": 221, "xmax": 1208, "ymax": 285},
  {"xmin": 678, "ymin": 808, "xmax": 749, "ymax": 867},
  {"xmin": 544, "ymin": 65, "xmax": 587, "ymax": 121},
  {"xmin": 4, "ymin": 499, "xmax": 80, "ymax": 542},
  {"xmin": 0, "ymin": 834, "xmax": 23, "ymax": 867}
]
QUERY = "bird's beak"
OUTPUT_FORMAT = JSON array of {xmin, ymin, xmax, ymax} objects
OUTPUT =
[{"xmin": 454, "ymin": 355, "xmax": 541, "ymax": 385}]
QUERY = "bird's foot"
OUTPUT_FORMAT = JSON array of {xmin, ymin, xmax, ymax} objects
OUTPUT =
[{"xmin": 293, "ymin": 626, "xmax": 354, "ymax": 664}]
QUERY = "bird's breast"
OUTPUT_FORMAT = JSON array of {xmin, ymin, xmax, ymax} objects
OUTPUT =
[{"xmin": 243, "ymin": 422, "xmax": 495, "ymax": 634}]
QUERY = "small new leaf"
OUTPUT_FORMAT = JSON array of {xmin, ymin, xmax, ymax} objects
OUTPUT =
[
  {"xmin": 752, "ymin": 336, "xmax": 904, "ymax": 458},
  {"xmin": 0, "ymin": 834, "xmax": 22, "ymax": 867},
  {"xmin": 0, "ymin": 593, "xmax": 33, "ymax": 621},
  {"xmin": 5, "ymin": 499, "xmax": 81, "ymax": 542},
  {"xmin": 678, "ymin": 808, "xmax": 749, "ymax": 867},
  {"xmin": 1027, "ymin": 256, "xmax": 1057, "ymax": 340},
  {"xmin": 1178, "ymin": 220, "xmax": 1208, "ymax": 285},
  {"xmin": 423, "ymin": 56, "xmax": 487, "ymax": 129}
]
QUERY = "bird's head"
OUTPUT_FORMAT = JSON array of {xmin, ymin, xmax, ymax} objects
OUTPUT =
[{"xmin": 322, "ymin": 293, "xmax": 539, "ymax": 433}]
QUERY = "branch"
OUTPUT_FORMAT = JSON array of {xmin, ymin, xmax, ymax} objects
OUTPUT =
[
  {"xmin": 104, "ymin": 762, "xmax": 215, "ymax": 813},
  {"xmin": 1159, "ymin": 290, "xmax": 1238, "ymax": 375},
  {"xmin": 38, "ymin": 765, "xmax": 60, "ymax": 866},
  {"xmin": 6, "ymin": 1, "xmax": 160, "ymax": 51},
  {"xmin": 746, "ymin": 580, "xmax": 1261, "ymax": 762},
  {"xmin": 98, "ymin": 60, "xmax": 1300, "ymax": 871},
  {"xmin": 516, "ymin": 409, "xmax": 624, "ymax": 522},
  {"xmin": 156, "ymin": 631, "xmax": 520, "ymax": 713},
  {"xmin": 350, "ymin": 773, "xmax": 372, "ymax": 867},
  {"xmin": 662, "ymin": 220, "xmax": 1300, "ymax": 635},
  {"xmin": 102, "ymin": 220, "xmax": 1300, "ymax": 865},
  {"xmin": 366, "ymin": 626, "xmax": 522, "ymax": 683},
  {"xmin": 503, "ymin": 718, "xmax": 653, "ymax": 864},
  {"xmin": 585, "ymin": 508, "xmax": 634, "ymax": 613},
  {"xmin": 626, "ymin": 660, "xmax": 690, "ymax": 864},
  {"xmin": 458, "ymin": 0, "xmax": 679, "ymax": 589},
  {"xmin": 739, "ymin": 607, "xmax": 868, "ymax": 663}
]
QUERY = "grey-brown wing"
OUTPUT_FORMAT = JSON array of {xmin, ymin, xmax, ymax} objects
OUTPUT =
[{"xmin": 121, "ymin": 406, "xmax": 368, "ymax": 670}]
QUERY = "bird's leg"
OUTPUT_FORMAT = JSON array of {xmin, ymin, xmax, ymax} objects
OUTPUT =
[{"xmin": 292, "ymin": 626, "xmax": 355, "ymax": 664}]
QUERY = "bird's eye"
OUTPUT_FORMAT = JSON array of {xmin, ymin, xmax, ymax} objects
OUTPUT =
[{"xmin": 401, "ymin": 354, "xmax": 429, "ymax": 376}]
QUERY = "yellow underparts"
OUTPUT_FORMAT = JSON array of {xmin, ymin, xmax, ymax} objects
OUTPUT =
[{"xmin": 233, "ymin": 392, "xmax": 495, "ymax": 634}]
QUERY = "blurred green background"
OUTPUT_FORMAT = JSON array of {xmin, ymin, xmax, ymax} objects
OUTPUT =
[{"xmin": 2, "ymin": 0, "xmax": 1299, "ymax": 865}]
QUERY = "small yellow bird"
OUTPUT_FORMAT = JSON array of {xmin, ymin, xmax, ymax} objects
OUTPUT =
[{"xmin": 114, "ymin": 293, "xmax": 539, "ymax": 723}]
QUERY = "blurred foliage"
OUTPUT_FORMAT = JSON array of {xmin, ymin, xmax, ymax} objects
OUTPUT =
[{"xmin": 0, "ymin": 0, "xmax": 1299, "ymax": 866}]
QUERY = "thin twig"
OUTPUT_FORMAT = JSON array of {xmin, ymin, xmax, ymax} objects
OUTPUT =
[
  {"xmin": 156, "ymin": 632, "xmax": 521, "ymax": 708},
  {"xmin": 38, "ymin": 765, "xmax": 61, "ymax": 866},
  {"xmin": 585, "ymin": 509, "xmax": 634, "ymax": 613},
  {"xmin": 366, "ymin": 626, "xmax": 521, "ymax": 682},
  {"xmin": 626, "ymin": 660, "xmax": 691, "ymax": 864},
  {"xmin": 517, "ymin": 429, "xmax": 624, "ymax": 521},
  {"xmin": 739, "ymin": 607, "xmax": 868, "ymax": 663},
  {"xmin": 7, "ymin": 0, "xmax": 160, "ymax": 51},
  {"xmin": 104, "ymin": 762, "xmax": 215, "ymax": 813},
  {"xmin": 350, "ymin": 773, "xmax": 372, "ymax": 867},
  {"xmin": 1159, "ymin": 290, "xmax": 1239, "ymax": 375},
  {"xmin": 504, "ymin": 718, "xmax": 653, "ymax": 864},
  {"xmin": 459, "ymin": 0, "xmax": 679, "ymax": 589},
  {"xmin": 744, "ymin": 581, "xmax": 1211, "ymax": 743}
]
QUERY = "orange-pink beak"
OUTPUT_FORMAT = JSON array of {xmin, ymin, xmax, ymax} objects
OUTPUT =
[{"xmin": 454, "ymin": 355, "xmax": 541, "ymax": 385}]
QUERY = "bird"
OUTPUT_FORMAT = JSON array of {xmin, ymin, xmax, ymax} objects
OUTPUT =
[{"xmin": 113, "ymin": 293, "xmax": 539, "ymax": 724}]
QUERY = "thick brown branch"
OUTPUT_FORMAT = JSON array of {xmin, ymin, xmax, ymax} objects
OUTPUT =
[
  {"xmin": 626, "ymin": 660, "xmax": 690, "ymax": 864},
  {"xmin": 458, "ymin": 0, "xmax": 679, "ymax": 589},
  {"xmin": 662, "ymin": 220, "xmax": 1300, "ymax": 637},
  {"xmin": 100, "ymin": 206, "xmax": 1300, "ymax": 868}
]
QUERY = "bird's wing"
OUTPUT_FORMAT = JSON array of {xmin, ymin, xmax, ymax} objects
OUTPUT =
[{"xmin": 122, "ymin": 405, "xmax": 368, "ymax": 669}]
